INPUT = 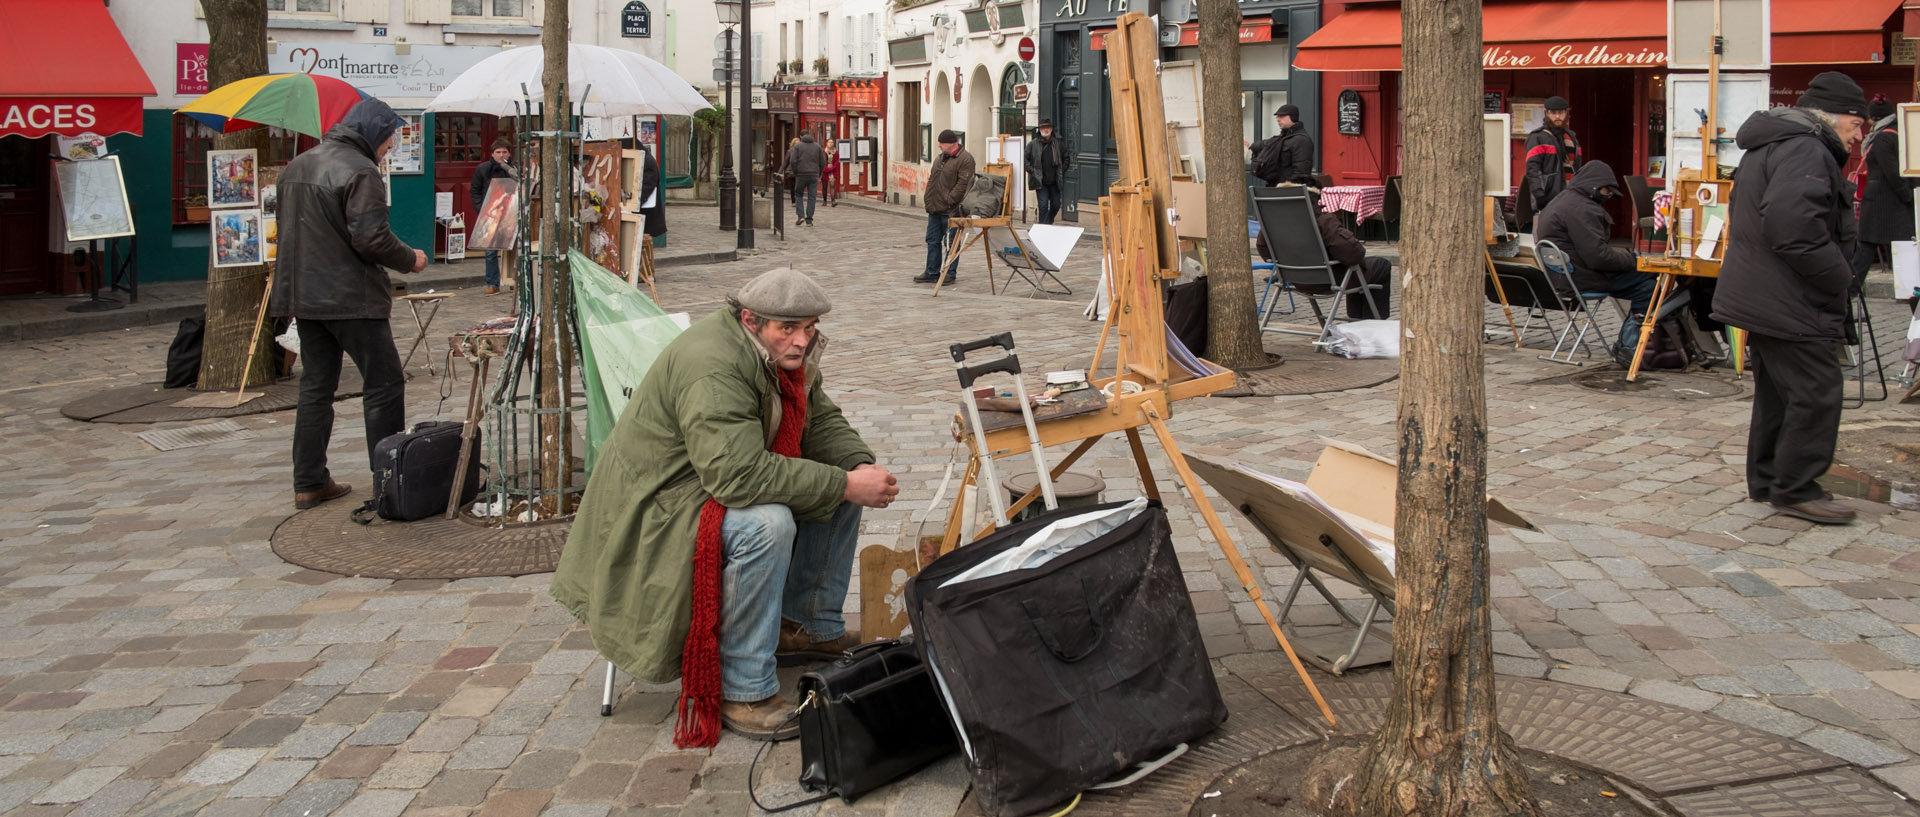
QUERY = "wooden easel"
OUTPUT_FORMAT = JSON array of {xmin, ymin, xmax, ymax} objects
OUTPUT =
[
  {"xmin": 937, "ymin": 12, "xmax": 1336, "ymax": 728},
  {"xmin": 1483, "ymin": 196, "xmax": 1522, "ymax": 348},
  {"xmin": 932, "ymin": 161, "xmax": 1041, "ymax": 297}
]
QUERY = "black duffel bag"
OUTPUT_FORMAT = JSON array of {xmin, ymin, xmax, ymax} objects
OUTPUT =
[
  {"xmin": 907, "ymin": 500, "xmax": 1226, "ymax": 817},
  {"xmin": 351, "ymin": 421, "xmax": 482, "ymax": 523}
]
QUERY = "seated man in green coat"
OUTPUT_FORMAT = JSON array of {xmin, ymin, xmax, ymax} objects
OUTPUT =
[{"xmin": 552, "ymin": 268, "xmax": 900, "ymax": 743}]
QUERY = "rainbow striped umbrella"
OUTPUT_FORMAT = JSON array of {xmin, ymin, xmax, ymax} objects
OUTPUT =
[{"xmin": 178, "ymin": 73, "xmax": 373, "ymax": 139}]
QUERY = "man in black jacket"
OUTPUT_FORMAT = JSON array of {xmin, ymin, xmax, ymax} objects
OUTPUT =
[
  {"xmin": 1854, "ymin": 98, "xmax": 1912, "ymax": 293},
  {"xmin": 782, "ymin": 132, "xmax": 827, "ymax": 226},
  {"xmin": 1713, "ymin": 71, "xmax": 1869, "ymax": 525},
  {"xmin": 1523, "ymin": 96, "xmax": 1582, "ymax": 211},
  {"xmin": 269, "ymin": 98, "xmax": 428, "ymax": 510},
  {"xmin": 1249, "ymin": 105, "xmax": 1314, "ymax": 186},
  {"xmin": 469, "ymin": 139, "xmax": 514, "ymax": 295},
  {"xmin": 915, "ymin": 130, "xmax": 974, "ymax": 284},
  {"xmin": 1025, "ymin": 119, "xmax": 1071, "ymax": 224},
  {"xmin": 1534, "ymin": 160, "xmax": 1653, "ymax": 359}
]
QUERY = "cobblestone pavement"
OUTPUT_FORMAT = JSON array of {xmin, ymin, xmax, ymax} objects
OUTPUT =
[{"xmin": 2, "ymin": 203, "xmax": 1920, "ymax": 816}]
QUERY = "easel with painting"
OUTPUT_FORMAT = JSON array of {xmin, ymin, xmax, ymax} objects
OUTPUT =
[
  {"xmin": 931, "ymin": 159, "xmax": 1040, "ymax": 297},
  {"xmin": 936, "ymin": 12, "xmax": 1335, "ymax": 726}
]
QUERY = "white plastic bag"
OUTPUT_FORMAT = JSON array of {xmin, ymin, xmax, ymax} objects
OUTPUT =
[
  {"xmin": 274, "ymin": 319, "xmax": 300, "ymax": 355},
  {"xmin": 1324, "ymin": 319, "xmax": 1400, "ymax": 359}
]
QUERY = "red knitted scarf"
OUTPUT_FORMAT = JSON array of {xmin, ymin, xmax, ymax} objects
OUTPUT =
[{"xmin": 674, "ymin": 364, "xmax": 810, "ymax": 748}]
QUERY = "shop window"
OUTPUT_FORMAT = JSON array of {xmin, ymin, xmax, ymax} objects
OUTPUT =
[
  {"xmin": 900, "ymin": 83, "xmax": 922, "ymax": 163},
  {"xmin": 433, "ymin": 114, "xmax": 488, "ymax": 164},
  {"xmin": 269, "ymin": 0, "xmax": 333, "ymax": 11},
  {"xmin": 997, "ymin": 64, "xmax": 1024, "ymax": 137},
  {"xmin": 171, "ymin": 118, "xmax": 300, "ymax": 223},
  {"xmin": 452, "ymin": 0, "xmax": 525, "ymax": 19}
]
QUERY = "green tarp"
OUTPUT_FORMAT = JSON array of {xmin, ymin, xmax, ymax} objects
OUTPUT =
[{"xmin": 569, "ymin": 249, "xmax": 685, "ymax": 471}]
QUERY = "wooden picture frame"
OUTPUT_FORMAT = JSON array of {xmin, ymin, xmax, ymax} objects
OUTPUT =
[
  {"xmin": 206, "ymin": 148, "xmax": 259, "ymax": 209},
  {"xmin": 1901, "ymin": 104, "xmax": 1920, "ymax": 177},
  {"xmin": 1483, "ymin": 114, "xmax": 1512, "ymax": 197}
]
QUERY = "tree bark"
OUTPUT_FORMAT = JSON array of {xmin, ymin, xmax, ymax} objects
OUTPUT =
[
  {"xmin": 197, "ymin": 0, "xmax": 275, "ymax": 391},
  {"xmin": 1304, "ymin": 0, "xmax": 1543, "ymax": 814},
  {"xmin": 537, "ymin": 5, "xmax": 574, "ymax": 517},
  {"xmin": 1198, "ymin": 0, "xmax": 1263, "ymax": 368}
]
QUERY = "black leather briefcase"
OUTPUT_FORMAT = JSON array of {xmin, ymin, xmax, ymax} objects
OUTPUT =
[{"xmin": 795, "ymin": 638, "xmax": 958, "ymax": 803}]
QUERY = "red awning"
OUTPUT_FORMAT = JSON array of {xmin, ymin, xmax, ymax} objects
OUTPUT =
[
  {"xmin": 1296, "ymin": 0, "xmax": 1899, "ymax": 72},
  {"xmin": 0, "ymin": 0, "xmax": 155, "ymax": 137},
  {"xmin": 1091, "ymin": 21, "xmax": 1274, "ymax": 50}
]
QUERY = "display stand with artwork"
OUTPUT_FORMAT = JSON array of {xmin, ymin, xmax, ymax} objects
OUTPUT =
[{"xmin": 53, "ymin": 154, "xmax": 139, "ymax": 312}]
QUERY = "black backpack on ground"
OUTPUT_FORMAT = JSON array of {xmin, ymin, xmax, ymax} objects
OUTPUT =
[
  {"xmin": 1641, "ymin": 316, "xmax": 1701, "ymax": 371},
  {"xmin": 351, "ymin": 421, "xmax": 482, "ymax": 523},
  {"xmin": 164, "ymin": 314, "xmax": 205, "ymax": 388}
]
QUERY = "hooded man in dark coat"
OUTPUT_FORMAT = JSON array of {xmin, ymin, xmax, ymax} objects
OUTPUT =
[
  {"xmin": 1712, "ymin": 71, "xmax": 1870, "ymax": 525},
  {"xmin": 1523, "ymin": 96, "xmax": 1583, "ymax": 211},
  {"xmin": 269, "ymin": 98, "xmax": 429, "ymax": 510},
  {"xmin": 1249, "ymin": 104, "xmax": 1315, "ymax": 187},
  {"xmin": 1533, "ymin": 159, "xmax": 1654, "ymax": 359},
  {"xmin": 1853, "ymin": 96, "xmax": 1912, "ymax": 291}
]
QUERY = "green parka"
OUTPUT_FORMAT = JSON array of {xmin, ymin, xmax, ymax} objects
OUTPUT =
[{"xmin": 550, "ymin": 308, "xmax": 875, "ymax": 683}]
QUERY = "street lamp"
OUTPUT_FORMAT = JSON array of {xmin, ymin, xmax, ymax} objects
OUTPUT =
[
  {"xmin": 716, "ymin": 0, "xmax": 754, "ymax": 249},
  {"xmin": 714, "ymin": 17, "xmax": 738, "ymax": 233}
]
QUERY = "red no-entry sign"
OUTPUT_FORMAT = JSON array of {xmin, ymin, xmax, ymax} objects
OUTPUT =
[{"xmin": 1018, "ymin": 37, "xmax": 1036, "ymax": 61}]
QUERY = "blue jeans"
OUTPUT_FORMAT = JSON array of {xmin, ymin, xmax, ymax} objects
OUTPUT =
[
  {"xmin": 1036, "ymin": 183, "xmax": 1061, "ymax": 225},
  {"xmin": 1606, "ymin": 272, "xmax": 1659, "ymax": 351},
  {"xmin": 794, "ymin": 175, "xmax": 819, "ymax": 221},
  {"xmin": 483, "ymin": 250, "xmax": 501, "ymax": 287},
  {"xmin": 923, "ymin": 212, "xmax": 959, "ymax": 280},
  {"xmin": 718, "ymin": 501, "xmax": 862, "ymax": 701}
]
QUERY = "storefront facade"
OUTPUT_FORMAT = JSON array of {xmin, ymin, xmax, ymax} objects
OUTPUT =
[
  {"xmin": 1037, "ymin": 0, "xmax": 1322, "ymax": 219},
  {"xmin": 1301, "ymin": 0, "xmax": 1909, "ymax": 192},
  {"xmin": 835, "ymin": 77, "xmax": 888, "ymax": 200},
  {"xmin": 885, "ymin": 0, "xmax": 1036, "ymax": 209}
]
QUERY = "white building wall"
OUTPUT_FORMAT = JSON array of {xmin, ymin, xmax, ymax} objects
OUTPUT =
[{"xmin": 884, "ymin": 0, "xmax": 1036, "ymax": 206}]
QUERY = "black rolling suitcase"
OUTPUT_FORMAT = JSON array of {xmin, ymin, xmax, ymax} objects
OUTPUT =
[
  {"xmin": 351, "ymin": 421, "xmax": 482, "ymax": 523},
  {"xmin": 906, "ymin": 500, "xmax": 1226, "ymax": 817}
]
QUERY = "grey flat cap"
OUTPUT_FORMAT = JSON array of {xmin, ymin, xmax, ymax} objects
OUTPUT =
[{"xmin": 734, "ymin": 268, "xmax": 832, "ymax": 321}]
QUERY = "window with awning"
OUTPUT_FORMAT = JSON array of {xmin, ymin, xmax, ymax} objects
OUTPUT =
[
  {"xmin": 0, "ymin": 0, "xmax": 156, "ymax": 138},
  {"xmin": 1295, "ymin": 0, "xmax": 1902, "ymax": 72}
]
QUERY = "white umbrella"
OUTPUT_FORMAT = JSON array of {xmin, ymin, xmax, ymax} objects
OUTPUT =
[{"xmin": 426, "ymin": 43, "xmax": 711, "ymax": 117}]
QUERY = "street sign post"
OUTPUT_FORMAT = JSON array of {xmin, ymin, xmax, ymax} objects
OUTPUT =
[{"xmin": 1017, "ymin": 36, "xmax": 1036, "ymax": 61}]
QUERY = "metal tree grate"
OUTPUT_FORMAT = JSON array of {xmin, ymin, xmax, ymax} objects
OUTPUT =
[{"xmin": 136, "ymin": 419, "xmax": 256, "ymax": 451}]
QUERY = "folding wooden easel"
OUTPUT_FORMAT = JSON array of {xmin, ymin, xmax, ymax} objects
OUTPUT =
[
  {"xmin": 932, "ymin": 161, "xmax": 1041, "ymax": 297},
  {"xmin": 938, "ymin": 12, "xmax": 1335, "ymax": 728}
]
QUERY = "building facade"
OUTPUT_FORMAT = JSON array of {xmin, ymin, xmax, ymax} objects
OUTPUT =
[{"xmin": 885, "ymin": 0, "xmax": 1038, "ymax": 209}]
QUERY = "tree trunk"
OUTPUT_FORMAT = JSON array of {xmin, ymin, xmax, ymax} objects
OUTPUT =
[
  {"xmin": 1304, "ymin": 0, "xmax": 1543, "ymax": 814},
  {"xmin": 197, "ymin": 0, "xmax": 275, "ymax": 391},
  {"xmin": 1198, "ymin": 0, "xmax": 1263, "ymax": 368},
  {"xmin": 538, "ymin": 6, "xmax": 574, "ymax": 517}
]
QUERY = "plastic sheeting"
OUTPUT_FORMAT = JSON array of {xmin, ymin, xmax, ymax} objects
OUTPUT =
[{"xmin": 569, "ymin": 249, "xmax": 688, "ymax": 470}]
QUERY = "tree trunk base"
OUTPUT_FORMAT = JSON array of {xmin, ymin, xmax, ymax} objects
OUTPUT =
[{"xmin": 1305, "ymin": 737, "xmax": 1544, "ymax": 817}]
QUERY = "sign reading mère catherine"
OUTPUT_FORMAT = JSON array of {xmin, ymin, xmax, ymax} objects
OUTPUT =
[{"xmin": 1483, "ymin": 42, "xmax": 1667, "ymax": 69}]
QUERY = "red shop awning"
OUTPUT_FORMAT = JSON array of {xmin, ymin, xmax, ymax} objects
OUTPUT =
[
  {"xmin": 1091, "ymin": 20, "xmax": 1274, "ymax": 50},
  {"xmin": 1296, "ymin": 0, "xmax": 1899, "ymax": 72},
  {"xmin": 0, "ymin": 0, "xmax": 155, "ymax": 137}
]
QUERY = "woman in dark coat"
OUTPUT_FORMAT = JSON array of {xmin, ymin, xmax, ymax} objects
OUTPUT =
[{"xmin": 1854, "ymin": 96, "xmax": 1912, "ymax": 292}]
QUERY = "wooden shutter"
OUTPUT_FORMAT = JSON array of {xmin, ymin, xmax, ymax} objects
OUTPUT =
[
  {"xmin": 404, "ymin": 0, "xmax": 451, "ymax": 24},
  {"xmin": 341, "ymin": 0, "xmax": 388, "ymax": 23}
]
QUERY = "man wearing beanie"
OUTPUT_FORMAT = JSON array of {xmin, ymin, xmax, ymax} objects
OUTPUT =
[
  {"xmin": 1523, "ymin": 95, "xmax": 1583, "ymax": 212},
  {"xmin": 552, "ymin": 268, "xmax": 899, "ymax": 743},
  {"xmin": 1713, "ymin": 71, "xmax": 1870, "ymax": 525},
  {"xmin": 269, "ymin": 98, "xmax": 428, "ymax": 511},
  {"xmin": 917, "ymin": 129, "xmax": 976, "ymax": 283},
  {"xmin": 1853, "ymin": 94, "xmax": 1912, "ymax": 290}
]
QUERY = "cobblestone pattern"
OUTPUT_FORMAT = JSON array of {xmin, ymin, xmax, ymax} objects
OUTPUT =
[{"xmin": 0, "ymin": 206, "xmax": 1918, "ymax": 815}]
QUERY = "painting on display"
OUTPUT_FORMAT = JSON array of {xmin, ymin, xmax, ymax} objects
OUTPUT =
[
  {"xmin": 53, "ymin": 155, "xmax": 135, "ymax": 242},
  {"xmin": 469, "ymin": 178, "xmax": 520, "ymax": 251},
  {"xmin": 207, "ymin": 149, "xmax": 259, "ymax": 209},
  {"xmin": 579, "ymin": 140, "xmax": 624, "ymax": 273},
  {"xmin": 212, "ymin": 209, "xmax": 265, "ymax": 268},
  {"xmin": 263, "ymin": 215, "xmax": 278, "ymax": 263},
  {"xmin": 259, "ymin": 165, "xmax": 283, "ymax": 216}
]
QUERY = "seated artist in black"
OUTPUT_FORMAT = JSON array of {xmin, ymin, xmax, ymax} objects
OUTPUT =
[
  {"xmin": 1534, "ymin": 160, "xmax": 1655, "ymax": 362},
  {"xmin": 1309, "ymin": 188, "xmax": 1392, "ymax": 319}
]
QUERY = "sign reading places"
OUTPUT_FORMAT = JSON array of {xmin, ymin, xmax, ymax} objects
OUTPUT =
[{"xmin": 268, "ymin": 43, "xmax": 503, "ymax": 104}]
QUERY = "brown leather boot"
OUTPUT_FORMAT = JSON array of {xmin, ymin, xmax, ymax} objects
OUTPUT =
[
  {"xmin": 1771, "ymin": 497, "xmax": 1857, "ymax": 525},
  {"xmin": 293, "ymin": 482, "xmax": 352, "ymax": 510},
  {"xmin": 776, "ymin": 619, "xmax": 859, "ymax": 664},
  {"xmin": 719, "ymin": 694, "xmax": 799, "ymax": 741}
]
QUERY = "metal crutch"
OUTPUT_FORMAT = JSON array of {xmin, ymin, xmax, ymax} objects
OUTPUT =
[{"xmin": 950, "ymin": 333, "xmax": 1057, "ymax": 527}]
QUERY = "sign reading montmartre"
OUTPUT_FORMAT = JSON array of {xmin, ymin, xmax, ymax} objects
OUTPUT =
[{"xmin": 268, "ymin": 44, "xmax": 503, "ymax": 104}]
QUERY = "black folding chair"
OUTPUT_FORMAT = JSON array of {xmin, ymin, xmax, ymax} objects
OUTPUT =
[{"xmin": 1250, "ymin": 186, "xmax": 1384, "ymax": 346}]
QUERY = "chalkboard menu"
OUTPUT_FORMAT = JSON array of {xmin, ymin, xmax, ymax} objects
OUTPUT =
[
  {"xmin": 1337, "ymin": 89, "xmax": 1363, "ymax": 136},
  {"xmin": 1484, "ymin": 90, "xmax": 1505, "ymax": 114}
]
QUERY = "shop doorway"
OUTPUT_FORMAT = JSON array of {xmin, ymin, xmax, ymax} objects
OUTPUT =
[
  {"xmin": 432, "ymin": 113, "xmax": 515, "ymax": 254},
  {"xmin": 0, "ymin": 136, "xmax": 51, "ymax": 296}
]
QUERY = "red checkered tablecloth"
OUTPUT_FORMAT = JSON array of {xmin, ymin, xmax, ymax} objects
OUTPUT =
[
  {"xmin": 1319, "ymin": 185, "xmax": 1387, "ymax": 222},
  {"xmin": 1652, "ymin": 190, "xmax": 1673, "ymax": 231}
]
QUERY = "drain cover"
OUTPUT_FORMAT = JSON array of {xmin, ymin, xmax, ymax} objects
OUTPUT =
[
  {"xmin": 1571, "ymin": 370, "xmax": 1744, "ymax": 399},
  {"xmin": 136, "ymin": 420, "xmax": 256, "ymax": 451}
]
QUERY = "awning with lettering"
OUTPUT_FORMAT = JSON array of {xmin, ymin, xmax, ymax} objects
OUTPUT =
[
  {"xmin": 1090, "ymin": 20, "xmax": 1274, "ymax": 50},
  {"xmin": 1294, "ymin": 0, "xmax": 1900, "ymax": 72},
  {"xmin": 0, "ymin": 0, "xmax": 155, "ymax": 137}
]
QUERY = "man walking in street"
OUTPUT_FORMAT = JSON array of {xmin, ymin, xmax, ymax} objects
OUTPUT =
[
  {"xmin": 1249, "ymin": 104, "xmax": 1314, "ymax": 187},
  {"xmin": 1534, "ymin": 159, "xmax": 1656, "ymax": 363},
  {"xmin": 782, "ymin": 132, "xmax": 827, "ymax": 226},
  {"xmin": 468, "ymin": 139, "xmax": 514, "ymax": 295},
  {"xmin": 269, "ymin": 98, "xmax": 429, "ymax": 510},
  {"xmin": 551, "ymin": 268, "xmax": 899, "ymax": 744},
  {"xmin": 1713, "ymin": 71, "xmax": 1870, "ymax": 526},
  {"xmin": 1026, "ymin": 119, "xmax": 1071, "ymax": 224},
  {"xmin": 915, "ymin": 130, "xmax": 975, "ymax": 284},
  {"xmin": 1523, "ymin": 96, "xmax": 1583, "ymax": 211}
]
